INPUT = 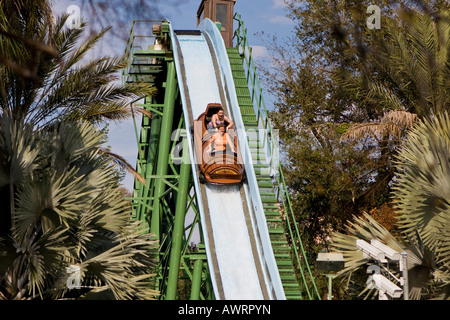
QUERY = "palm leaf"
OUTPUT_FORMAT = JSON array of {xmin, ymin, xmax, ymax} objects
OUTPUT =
[
  {"xmin": 12, "ymin": 167, "xmax": 89, "ymax": 242},
  {"xmin": 342, "ymin": 110, "xmax": 418, "ymax": 142},
  {"xmin": 0, "ymin": 114, "xmax": 41, "ymax": 188},
  {"xmin": 98, "ymin": 148, "xmax": 146, "ymax": 185},
  {"xmin": 393, "ymin": 112, "xmax": 450, "ymax": 265},
  {"xmin": 64, "ymin": 222, "xmax": 158, "ymax": 300},
  {"xmin": 331, "ymin": 212, "xmax": 433, "ymax": 299}
]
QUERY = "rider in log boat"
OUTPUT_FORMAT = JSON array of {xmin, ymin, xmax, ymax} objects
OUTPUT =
[{"xmin": 193, "ymin": 103, "xmax": 244, "ymax": 185}]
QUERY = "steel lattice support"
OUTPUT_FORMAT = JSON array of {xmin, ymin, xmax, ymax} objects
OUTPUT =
[{"xmin": 123, "ymin": 20, "xmax": 214, "ymax": 300}]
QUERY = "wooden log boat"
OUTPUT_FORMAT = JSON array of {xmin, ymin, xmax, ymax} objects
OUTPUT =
[{"xmin": 193, "ymin": 103, "xmax": 244, "ymax": 185}]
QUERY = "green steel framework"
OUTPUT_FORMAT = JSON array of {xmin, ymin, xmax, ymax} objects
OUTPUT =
[
  {"xmin": 122, "ymin": 16, "xmax": 320, "ymax": 300},
  {"xmin": 123, "ymin": 20, "xmax": 214, "ymax": 300}
]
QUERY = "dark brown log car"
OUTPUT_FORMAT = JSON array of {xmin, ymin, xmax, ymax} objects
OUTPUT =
[{"xmin": 193, "ymin": 103, "xmax": 244, "ymax": 185}]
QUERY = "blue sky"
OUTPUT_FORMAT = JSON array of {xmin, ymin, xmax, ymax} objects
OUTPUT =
[{"xmin": 53, "ymin": 0, "xmax": 295, "ymax": 189}]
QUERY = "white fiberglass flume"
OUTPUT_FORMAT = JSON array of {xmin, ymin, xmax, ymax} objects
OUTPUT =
[{"xmin": 168, "ymin": 18, "xmax": 285, "ymax": 300}]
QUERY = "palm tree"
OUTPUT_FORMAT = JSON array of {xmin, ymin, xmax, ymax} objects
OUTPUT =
[
  {"xmin": 330, "ymin": 212, "xmax": 435, "ymax": 300},
  {"xmin": 0, "ymin": 1, "xmax": 155, "ymax": 126},
  {"xmin": 338, "ymin": 7, "xmax": 450, "ymax": 204},
  {"xmin": 392, "ymin": 112, "xmax": 450, "ymax": 299},
  {"xmin": 328, "ymin": 8, "xmax": 450, "ymax": 300},
  {"xmin": 331, "ymin": 113, "xmax": 450, "ymax": 300},
  {"xmin": 0, "ymin": 0, "xmax": 154, "ymax": 183},
  {"xmin": 345, "ymin": 8, "xmax": 450, "ymax": 118},
  {"xmin": 0, "ymin": 1, "xmax": 159, "ymax": 299},
  {"xmin": 0, "ymin": 116, "xmax": 159, "ymax": 299}
]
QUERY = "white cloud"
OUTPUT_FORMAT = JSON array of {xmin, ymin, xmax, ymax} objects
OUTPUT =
[
  {"xmin": 250, "ymin": 45, "xmax": 269, "ymax": 59},
  {"xmin": 267, "ymin": 15, "xmax": 294, "ymax": 25},
  {"xmin": 272, "ymin": 0, "xmax": 287, "ymax": 9}
]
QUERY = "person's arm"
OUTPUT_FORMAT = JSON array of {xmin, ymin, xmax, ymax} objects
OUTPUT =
[
  {"xmin": 206, "ymin": 135, "xmax": 216, "ymax": 153},
  {"xmin": 226, "ymin": 133, "xmax": 236, "ymax": 153},
  {"xmin": 224, "ymin": 115, "xmax": 234, "ymax": 130},
  {"xmin": 211, "ymin": 114, "xmax": 218, "ymax": 129}
]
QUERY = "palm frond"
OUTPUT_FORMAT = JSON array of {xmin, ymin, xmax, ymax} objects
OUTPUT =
[
  {"xmin": 331, "ymin": 212, "xmax": 433, "ymax": 299},
  {"xmin": 0, "ymin": 114, "xmax": 40, "ymax": 188},
  {"xmin": 98, "ymin": 148, "xmax": 146, "ymax": 185},
  {"xmin": 12, "ymin": 167, "xmax": 91, "ymax": 241},
  {"xmin": 131, "ymin": 106, "xmax": 153, "ymax": 119},
  {"xmin": 341, "ymin": 110, "xmax": 418, "ymax": 142},
  {"xmin": 72, "ymin": 221, "xmax": 158, "ymax": 300},
  {"xmin": 341, "ymin": 9, "xmax": 450, "ymax": 118},
  {"xmin": 393, "ymin": 112, "xmax": 450, "ymax": 258},
  {"xmin": 31, "ymin": 55, "xmax": 155, "ymax": 127}
]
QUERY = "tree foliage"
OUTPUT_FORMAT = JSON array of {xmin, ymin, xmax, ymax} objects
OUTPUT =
[
  {"xmin": 0, "ymin": 117, "xmax": 158, "ymax": 299},
  {"xmin": 331, "ymin": 113, "xmax": 450, "ymax": 300},
  {"xmin": 393, "ymin": 113, "xmax": 450, "ymax": 299},
  {"xmin": 0, "ymin": 0, "xmax": 159, "ymax": 299},
  {"xmin": 0, "ymin": 0, "xmax": 155, "ymax": 127},
  {"xmin": 262, "ymin": 0, "xmax": 450, "ymax": 251},
  {"xmin": 276, "ymin": 121, "xmax": 377, "ymax": 248}
]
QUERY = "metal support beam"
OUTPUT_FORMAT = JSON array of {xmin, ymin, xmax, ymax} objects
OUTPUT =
[
  {"xmin": 136, "ymin": 104, "xmax": 162, "ymax": 223},
  {"xmin": 124, "ymin": 20, "xmax": 217, "ymax": 300},
  {"xmin": 150, "ymin": 62, "xmax": 177, "ymax": 237},
  {"xmin": 166, "ymin": 133, "xmax": 191, "ymax": 299},
  {"xmin": 190, "ymin": 260, "xmax": 204, "ymax": 300}
]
